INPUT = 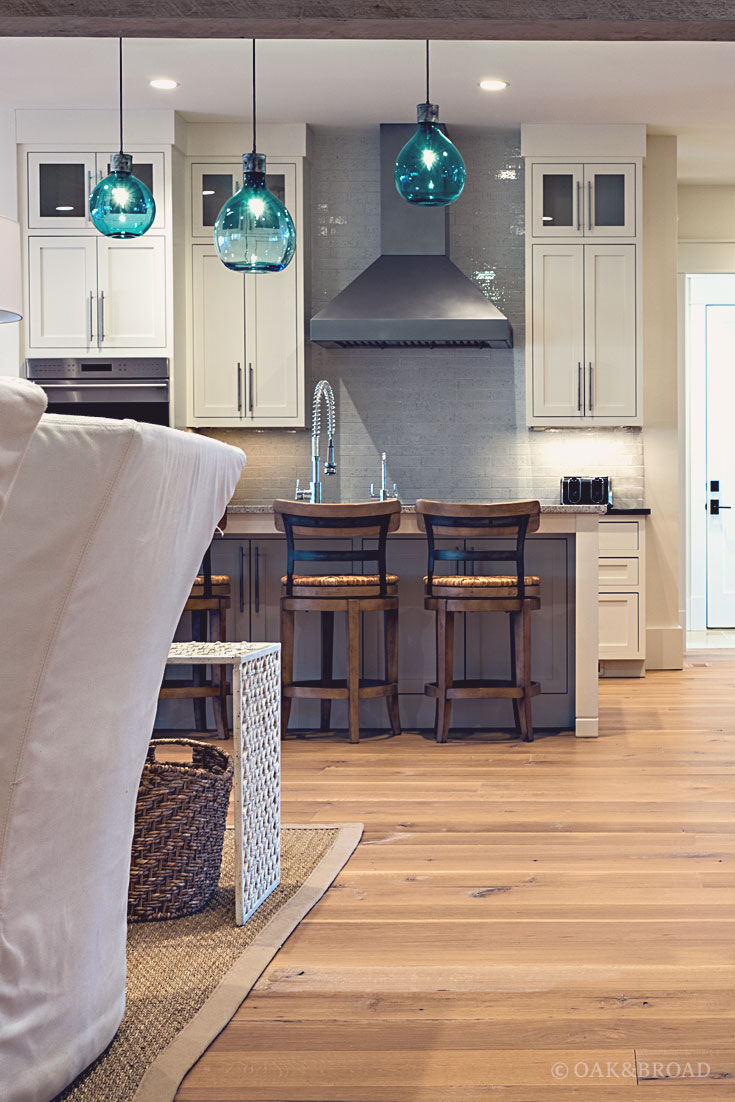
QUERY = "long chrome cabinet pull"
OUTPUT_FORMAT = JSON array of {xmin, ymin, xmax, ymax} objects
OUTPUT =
[
  {"xmin": 248, "ymin": 363, "xmax": 254, "ymax": 415},
  {"xmin": 577, "ymin": 362, "xmax": 583, "ymax": 412},
  {"xmin": 239, "ymin": 545, "xmax": 245, "ymax": 614},
  {"xmin": 576, "ymin": 181, "xmax": 581, "ymax": 232},
  {"xmin": 237, "ymin": 362, "xmax": 242, "ymax": 413},
  {"xmin": 97, "ymin": 292, "xmax": 104, "ymax": 347},
  {"xmin": 587, "ymin": 180, "xmax": 593, "ymax": 232},
  {"xmin": 588, "ymin": 362, "xmax": 594, "ymax": 413},
  {"xmin": 254, "ymin": 545, "xmax": 260, "ymax": 613},
  {"xmin": 88, "ymin": 292, "xmax": 94, "ymax": 344}
]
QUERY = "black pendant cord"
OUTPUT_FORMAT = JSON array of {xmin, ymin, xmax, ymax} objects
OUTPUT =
[
  {"xmin": 425, "ymin": 39, "xmax": 430, "ymax": 105},
  {"xmin": 251, "ymin": 38, "xmax": 257, "ymax": 154},
  {"xmin": 118, "ymin": 37, "xmax": 124, "ymax": 154}
]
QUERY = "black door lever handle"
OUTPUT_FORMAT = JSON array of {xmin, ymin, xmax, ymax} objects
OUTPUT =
[{"xmin": 710, "ymin": 500, "xmax": 732, "ymax": 514}]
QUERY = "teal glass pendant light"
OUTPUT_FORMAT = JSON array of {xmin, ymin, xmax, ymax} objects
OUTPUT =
[
  {"xmin": 89, "ymin": 39, "xmax": 156, "ymax": 238},
  {"xmin": 214, "ymin": 41, "xmax": 296, "ymax": 273},
  {"xmin": 395, "ymin": 41, "xmax": 466, "ymax": 207}
]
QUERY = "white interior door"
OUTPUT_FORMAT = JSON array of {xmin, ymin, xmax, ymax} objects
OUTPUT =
[
  {"xmin": 27, "ymin": 236, "xmax": 97, "ymax": 348},
  {"xmin": 96, "ymin": 237, "xmax": 166, "ymax": 348},
  {"xmin": 706, "ymin": 303, "xmax": 735, "ymax": 626}
]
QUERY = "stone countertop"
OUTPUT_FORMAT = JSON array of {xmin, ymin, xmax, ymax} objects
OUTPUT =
[{"xmin": 228, "ymin": 503, "xmax": 610, "ymax": 515}]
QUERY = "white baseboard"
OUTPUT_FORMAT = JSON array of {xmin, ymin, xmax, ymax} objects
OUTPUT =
[
  {"xmin": 575, "ymin": 717, "xmax": 599, "ymax": 739},
  {"xmin": 599, "ymin": 659, "xmax": 646, "ymax": 678}
]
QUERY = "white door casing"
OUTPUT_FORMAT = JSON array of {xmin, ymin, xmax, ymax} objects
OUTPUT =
[{"xmin": 705, "ymin": 304, "xmax": 735, "ymax": 627}]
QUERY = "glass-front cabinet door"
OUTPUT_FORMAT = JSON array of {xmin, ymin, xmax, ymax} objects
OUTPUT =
[
  {"xmin": 28, "ymin": 150, "xmax": 165, "ymax": 231},
  {"xmin": 27, "ymin": 152, "xmax": 98, "ymax": 230},
  {"xmin": 584, "ymin": 164, "xmax": 636, "ymax": 237},
  {"xmin": 191, "ymin": 163, "xmax": 240, "ymax": 237},
  {"xmin": 531, "ymin": 164, "xmax": 583, "ymax": 237},
  {"xmin": 96, "ymin": 151, "xmax": 165, "ymax": 230}
]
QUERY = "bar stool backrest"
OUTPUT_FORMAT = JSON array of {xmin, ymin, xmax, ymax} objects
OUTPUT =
[
  {"xmin": 415, "ymin": 499, "xmax": 541, "ymax": 598},
  {"xmin": 273, "ymin": 499, "xmax": 402, "ymax": 597}
]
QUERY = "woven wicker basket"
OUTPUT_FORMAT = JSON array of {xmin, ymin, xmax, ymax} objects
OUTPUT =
[{"xmin": 128, "ymin": 738, "xmax": 234, "ymax": 922}]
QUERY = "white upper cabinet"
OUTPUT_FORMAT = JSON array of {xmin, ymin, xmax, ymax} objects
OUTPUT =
[
  {"xmin": 525, "ymin": 132, "xmax": 642, "ymax": 427},
  {"xmin": 27, "ymin": 237, "xmax": 97, "ymax": 348},
  {"xmin": 192, "ymin": 246, "xmax": 245, "ymax": 419},
  {"xmin": 96, "ymin": 237, "xmax": 166, "ymax": 348},
  {"xmin": 188, "ymin": 158, "xmax": 304, "ymax": 428},
  {"xmin": 583, "ymin": 244, "xmax": 637, "ymax": 418},
  {"xmin": 27, "ymin": 235, "xmax": 167, "ymax": 352},
  {"xmin": 531, "ymin": 243, "xmax": 637, "ymax": 422},
  {"xmin": 531, "ymin": 244, "xmax": 585, "ymax": 418},
  {"xmin": 27, "ymin": 151, "xmax": 165, "ymax": 232},
  {"xmin": 531, "ymin": 163, "xmax": 635, "ymax": 239}
]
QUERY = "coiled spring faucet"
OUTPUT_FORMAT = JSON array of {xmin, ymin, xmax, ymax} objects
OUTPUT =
[{"xmin": 295, "ymin": 380, "xmax": 336, "ymax": 503}]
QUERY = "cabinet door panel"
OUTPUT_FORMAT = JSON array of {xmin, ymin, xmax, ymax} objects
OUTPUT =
[
  {"xmin": 192, "ymin": 162, "xmax": 240, "ymax": 237},
  {"xmin": 27, "ymin": 152, "xmax": 97, "ymax": 230},
  {"xmin": 599, "ymin": 592, "xmax": 640, "ymax": 658},
  {"xmin": 246, "ymin": 162, "xmax": 300, "ymax": 423},
  {"xmin": 585, "ymin": 164, "xmax": 635, "ymax": 237},
  {"xmin": 27, "ymin": 236, "xmax": 97, "ymax": 348},
  {"xmin": 584, "ymin": 244, "xmax": 636, "ymax": 418},
  {"xmin": 531, "ymin": 245, "xmax": 585, "ymax": 418},
  {"xmin": 192, "ymin": 245, "xmax": 244, "ymax": 419},
  {"xmin": 97, "ymin": 237, "xmax": 166, "ymax": 348},
  {"xmin": 531, "ymin": 164, "xmax": 583, "ymax": 237}
]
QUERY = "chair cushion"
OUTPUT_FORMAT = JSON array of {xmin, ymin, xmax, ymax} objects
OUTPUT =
[
  {"xmin": 282, "ymin": 573, "xmax": 399, "ymax": 587},
  {"xmin": 425, "ymin": 575, "xmax": 540, "ymax": 588},
  {"xmin": 194, "ymin": 573, "xmax": 230, "ymax": 587}
]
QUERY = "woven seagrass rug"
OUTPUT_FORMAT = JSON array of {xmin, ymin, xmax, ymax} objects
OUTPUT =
[{"xmin": 54, "ymin": 823, "xmax": 362, "ymax": 1102}]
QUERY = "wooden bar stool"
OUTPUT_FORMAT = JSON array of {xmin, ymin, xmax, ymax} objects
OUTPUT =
[
  {"xmin": 273, "ymin": 499, "xmax": 402, "ymax": 744},
  {"xmin": 416, "ymin": 500, "xmax": 542, "ymax": 743},
  {"xmin": 158, "ymin": 544, "xmax": 231, "ymax": 739}
]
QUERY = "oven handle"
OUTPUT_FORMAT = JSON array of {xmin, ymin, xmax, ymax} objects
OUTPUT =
[{"xmin": 39, "ymin": 381, "xmax": 168, "ymax": 389}]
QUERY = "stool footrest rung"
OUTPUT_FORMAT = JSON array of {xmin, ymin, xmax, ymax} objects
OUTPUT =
[
  {"xmin": 284, "ymin": 678, "xmax": 397, "ymax": 701},
  {"xmin": 425, "ymin": 679, "xmax": 541, "ymax": 700}
]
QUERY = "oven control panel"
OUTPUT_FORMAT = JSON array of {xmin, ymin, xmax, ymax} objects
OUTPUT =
[{"xmin": 25, "ymin": 358, "xmax": 169, "ymax": 380}]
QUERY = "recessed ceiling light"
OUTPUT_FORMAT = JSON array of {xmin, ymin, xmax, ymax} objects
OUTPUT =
[
  {"xmin": 150, "ymin": 78, "xmax": 179, "ymax": 90},
  {"xmin": 479, "ymin": 79, "xmax": 508, "ymax": 92}
]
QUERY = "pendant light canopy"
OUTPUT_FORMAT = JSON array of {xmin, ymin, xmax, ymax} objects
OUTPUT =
[
  {"xmin": 395, "ymin": 42, "xmax": 466, "ymax": 207},
  {"xmin": 89, "ymin": 39, "xmax": 156, "ymax": 239},
  {"xmin": 214, "ymin": 41, "xmax": 296, "ymax": 273}
]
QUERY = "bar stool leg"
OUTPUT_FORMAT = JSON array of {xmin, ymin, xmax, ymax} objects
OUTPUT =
[
  {"xmin": 512, "ymin": 604, "xmax": 534, "ymax": 742},
  {"xmin": 210, "ymin": 599, "xmax": 229, "ymax": 741},
  {"xmin": 435, "ymin": 603, "xmax": 454, "ymax": 744},
  {"xmin": 384, "ymin": 606, "xmax": 401, "ymax": 736},
  {"xmin": 281, "ymin": 604, "xmax": 295, "ymax": 735},
  {"xmin": 509, "ymin": 613, "xmax": 522, "ymax": 739},
  {"xmin": 191, "ymin": 609, "xmax": 206, "ymax": 731},
  {"xmin": 320, "ymin": 610, "xmax": 334, "ymax": 731},
  {"xmin": 347, "ymin": 601, "xmax": 361, "ymax": 744}
]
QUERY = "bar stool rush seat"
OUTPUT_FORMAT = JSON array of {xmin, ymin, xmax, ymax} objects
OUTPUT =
[
  {"xmin": 274, "ymin": 500, "xmax": 402, "ymax": 744},
  {"xmin": 416, "ymin": 500, "xmax": 542, "ymax": 743}
]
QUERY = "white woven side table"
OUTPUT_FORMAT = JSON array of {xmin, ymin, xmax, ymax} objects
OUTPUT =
[{"xmin": 167, "ymin": 641, "xmax": 281, "ymax": 925}]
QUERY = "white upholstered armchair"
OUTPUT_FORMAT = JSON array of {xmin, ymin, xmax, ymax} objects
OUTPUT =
[{"xmin": 0, "ymin": 378, "xmax": 245, "ymax": 1102}]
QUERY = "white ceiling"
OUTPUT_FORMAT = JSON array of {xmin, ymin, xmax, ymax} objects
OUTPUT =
[{"xmin": 3, "ymin": 38, "xmax": 735, "ymax": 180}]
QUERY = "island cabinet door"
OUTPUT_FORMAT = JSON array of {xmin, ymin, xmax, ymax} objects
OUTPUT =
[
  {"xmin": 249, "ymin": 537, "xmax": 353, "ymax": 730},
  {"xmin": 192, "ymin": 245, "xmax": 245, "ymax": 420},
  {"xmin": 531, "ymin": 244, "xmax": 585, "ymax": 418},
  {"xmin": 360, "ymin": 538, "xmax": 464, "ymax": 731},
  {"xmin": 462, "ymin": 537, "xmax": 573, "ymax": 730}
]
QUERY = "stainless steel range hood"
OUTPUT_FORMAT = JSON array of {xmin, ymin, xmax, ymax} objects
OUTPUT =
[{"xmin": 310, "ymin": 124, "xmax": 512, "ymax": 350}]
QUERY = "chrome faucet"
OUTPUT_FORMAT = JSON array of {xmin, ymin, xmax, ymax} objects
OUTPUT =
[
  {"xmin": 369, "ymin": 452, "xmax": 398, "ymax": 502},
  {"xmin": 295, "ymin": 380, "xmax": 337, "ymax": 503}
]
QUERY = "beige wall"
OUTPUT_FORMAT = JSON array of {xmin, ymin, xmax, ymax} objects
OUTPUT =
[
  {"xmin": 679, "ymin": 184, "xmax": 735, "ymax": 241},
  {"xmin": 643, "ymin": 134, "xmax": 683, "ymax": 669}
]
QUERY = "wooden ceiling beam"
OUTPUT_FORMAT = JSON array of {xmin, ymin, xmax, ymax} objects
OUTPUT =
[{"xmin": 2, "ymin": 3, "xmax": 735, "ymax": 40}]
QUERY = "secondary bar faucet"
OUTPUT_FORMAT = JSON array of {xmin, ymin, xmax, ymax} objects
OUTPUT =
[
  {"xmin": 295, "ymin": 380, "xmax": 337, "ymax": 503},
  {"xmin": 369, "ymin": 452, "xmax": 398, "ymax": 502}
]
